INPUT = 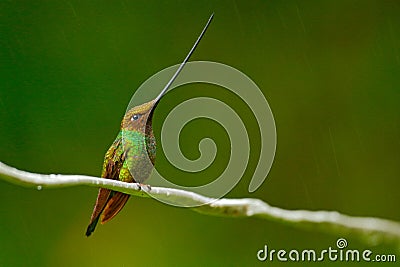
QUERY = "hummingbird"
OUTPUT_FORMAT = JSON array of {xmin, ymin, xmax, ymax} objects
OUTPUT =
[{"xmin": 85, "ymin": 14, "xmax": 214, "ymax": 236}]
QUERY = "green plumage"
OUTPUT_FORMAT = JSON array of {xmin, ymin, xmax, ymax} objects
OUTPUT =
[{"xmin": 118, "ymin": 129, "xmax": 156, "ymax": 183}]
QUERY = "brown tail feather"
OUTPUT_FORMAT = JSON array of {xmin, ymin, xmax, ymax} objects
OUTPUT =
[
  {"xmin": 101, "ymin": 192, "xmax": 130, "ymax": 224},
  {"xmin": 89, "ymin": 188, "xmax": 111, "ymax": 223},
  {"xmin": 86, "ymin": 188, "xmax": 112, "ymax": 236}
]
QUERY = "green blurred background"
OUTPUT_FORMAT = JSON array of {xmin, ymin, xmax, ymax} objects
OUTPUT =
[{"xmin": 1, "ymin": 1, "xmax": 399, "ymax": 266}]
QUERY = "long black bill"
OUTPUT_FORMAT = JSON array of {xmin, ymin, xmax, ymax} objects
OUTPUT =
[{"xmin": 153, "ymin": 13, "xmax": 214, "ymax": 103}]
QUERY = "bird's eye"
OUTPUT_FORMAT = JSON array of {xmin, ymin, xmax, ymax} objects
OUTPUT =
[{"xmin": 131, "ymin": 114, "xmax": 140, "ymax": 121}]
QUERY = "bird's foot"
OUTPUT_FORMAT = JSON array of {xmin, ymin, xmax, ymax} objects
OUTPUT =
[{"xmin": 137, "ymin": 183, "xmax": 151, "ymax": 192}]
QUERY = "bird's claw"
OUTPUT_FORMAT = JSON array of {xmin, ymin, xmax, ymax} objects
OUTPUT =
[{"xmin": 137, "ymin": 183, "xmax": 151, "ymax": 192}]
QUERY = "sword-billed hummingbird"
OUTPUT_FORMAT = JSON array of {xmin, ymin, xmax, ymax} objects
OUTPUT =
[{"xmin": 86, "ymin": 14, "xmax": 214, "ymax": 236}]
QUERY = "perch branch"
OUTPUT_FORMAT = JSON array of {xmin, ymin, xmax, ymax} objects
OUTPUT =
[{"xmin": 0, "ymin": 161, "xmax": 399, "ymax": 249}]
